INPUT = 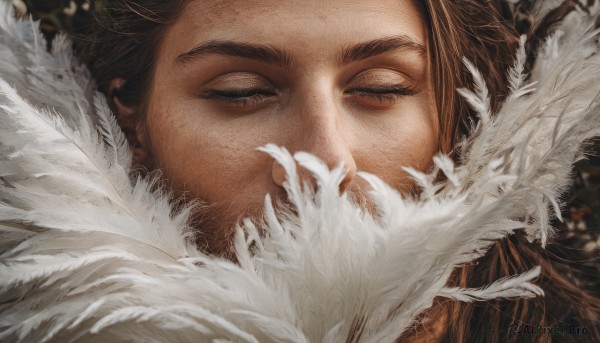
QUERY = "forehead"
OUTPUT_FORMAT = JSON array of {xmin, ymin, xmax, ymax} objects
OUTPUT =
[
  {"xmin": 162, "ymin": 0, "xmax": 428, "ymax": 61},
  {"xmin": 180, "ymin": 0, "xmax": 424, "ymax": 21}
]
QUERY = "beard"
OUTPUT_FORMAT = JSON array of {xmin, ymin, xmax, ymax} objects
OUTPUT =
[{"xmin": 186, "ymin": 181, "xmax": 378, "ymax": 259}]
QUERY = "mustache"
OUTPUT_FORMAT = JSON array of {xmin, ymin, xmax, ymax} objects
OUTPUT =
[{"xmin": 185, "ymin": 182, "xmax": 377, "ymax": 259}]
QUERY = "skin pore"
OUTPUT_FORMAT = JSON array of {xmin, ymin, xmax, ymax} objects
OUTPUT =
[{"xmin": 115, "ymin": 0, "xmax": 439, "ymax": 255}]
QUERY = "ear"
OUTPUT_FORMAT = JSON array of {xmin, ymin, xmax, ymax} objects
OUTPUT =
[{"xmin": 108, "ymin": 78, "xmax": 152, "ymax": 169}]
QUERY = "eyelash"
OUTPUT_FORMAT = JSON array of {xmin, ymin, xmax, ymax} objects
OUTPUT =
[
  {"xmin": 201, "ymin": 84, "xmax": 420, "ymax": 107},
  {"xmin": 346, "ymin": 84, "xmax": 420, "ymax": 103},
  {"xmin": 201, "ymin": 89, "xmax": 277, "ymax": 106}
]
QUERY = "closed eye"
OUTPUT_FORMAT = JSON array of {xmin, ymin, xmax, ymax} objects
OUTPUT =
[
  {"xmin": 346, "ymin": 84, "xmax": 420, "ymax": 96},
  {"xmin": 346, "ymin": 84, "xmax": 420, "ymax": 104},
  {"xmin": 201, "ymin": 88, "xmax": 277, "ymax": 106}
]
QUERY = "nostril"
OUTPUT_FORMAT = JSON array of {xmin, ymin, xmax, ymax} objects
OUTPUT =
[
  {"xmin": 337, "ymin": 164, "xmax": 357, "ymax": 194},
  {"xmin": 339, "ymin": 172, "xmax": 352, "ymax": 193},
  {"xmin": 295, "ymin": 164, "xmax": 319, "ymax": 193}
]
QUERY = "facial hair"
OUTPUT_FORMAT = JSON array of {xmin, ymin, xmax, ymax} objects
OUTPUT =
[{"xmin": 186, "ymin": 182, "xmax": 377, "ymax": 259}]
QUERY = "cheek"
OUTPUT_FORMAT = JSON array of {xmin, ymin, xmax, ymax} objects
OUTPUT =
[
  {"xmin": 353, "ymin": 98, "xmax": 438, "ymax": 190},
  {"xmin": 143, "ymin": 86, "xmax": 438, "ymax": 203},
  {"xmin": 143, "ymin": 101, "xmax": 278, "ymax": 204}
]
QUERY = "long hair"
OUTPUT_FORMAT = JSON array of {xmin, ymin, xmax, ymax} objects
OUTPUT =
[
  {"xmin": 401, "ymin": 1, "xmax": 600, "ymax": 342},
  {"xmin": 50, "ymin": 0, "xmax": 600, "ymax": 341}
]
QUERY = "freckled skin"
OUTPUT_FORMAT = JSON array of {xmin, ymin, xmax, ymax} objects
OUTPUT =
[{"xmin": 130, "ymin": 0, "xmax": 439, "ymax": 252}]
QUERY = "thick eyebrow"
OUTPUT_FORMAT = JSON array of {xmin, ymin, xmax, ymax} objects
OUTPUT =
[
  {"xmin": 175, "ymin": 35, "xmax": 426, "ymax": 68},
  {"xmin": 339, "ymin": 35, "xmax": 427, "ymax": 65},
  {"xmin": 176, "ymin": 40, "xmax": 293, "ymax": 68}
]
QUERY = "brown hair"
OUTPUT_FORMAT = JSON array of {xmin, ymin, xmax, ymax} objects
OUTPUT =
[
  {"xmin": 73, "ymin": 0, "xmax": 184, "ymax": 106},
  {"xmin": 423, "ymin": 0, "xmax": 519, "ymax": 154},
  {"xmin": 401, "ymin": 1, "xmax": 600, "ymax": 342},
  {"xmin": 72, "ymin": 0, "xmax": 513, "ymax": 155},
  {"xmin": 70, "ymin": 1, "xmax": 600, "ymax": 341}
]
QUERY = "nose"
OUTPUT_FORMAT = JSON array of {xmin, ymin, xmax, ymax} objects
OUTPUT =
[{"xmin": 271, "ymin": 88, "xmax": 357, "ymax": 193}]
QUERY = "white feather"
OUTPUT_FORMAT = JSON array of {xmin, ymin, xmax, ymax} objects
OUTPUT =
[
  {"xmin": 1, "ymin": 2, "xmax": 600, "ymax": 342},
  {"xmin": 439, "ymin": 266, "xmax": 544, "ymax": 301}
]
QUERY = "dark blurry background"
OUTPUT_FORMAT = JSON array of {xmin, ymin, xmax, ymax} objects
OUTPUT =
[{"xmin": 12, "ymin": 0, "xmax": 599, "ymax": 296}]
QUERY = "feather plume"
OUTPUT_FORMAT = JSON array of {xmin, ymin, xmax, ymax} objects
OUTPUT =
[
  {"xmin": 439, "ymin": 266, "xmax": 544, "ymax": 302},
  {"xmin": 1, "ymin": 2, "xmax": 600, "ymax": 342}
]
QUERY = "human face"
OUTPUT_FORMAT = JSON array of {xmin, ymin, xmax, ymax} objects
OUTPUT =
[{"xmin": 139, "ymin": 0, "xmax": 438, "ymax": 254}]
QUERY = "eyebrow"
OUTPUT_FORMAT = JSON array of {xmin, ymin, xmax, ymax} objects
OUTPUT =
[
  {"xmin": 176, "ymin": 40, "xmax": 293, "ymax": 68},
  {"xmin": 339, "ymin": 35, "xmax": 427, "ymax": 65},
  {"xmin": 175, "ymin": 35, "xmax": 426, "ymax": 67}
]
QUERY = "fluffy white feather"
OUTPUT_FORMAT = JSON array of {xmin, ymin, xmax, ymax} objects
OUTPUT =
[{"xmin": 1, "ymin": 2, "xmax": 599, "ymax": 342}]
